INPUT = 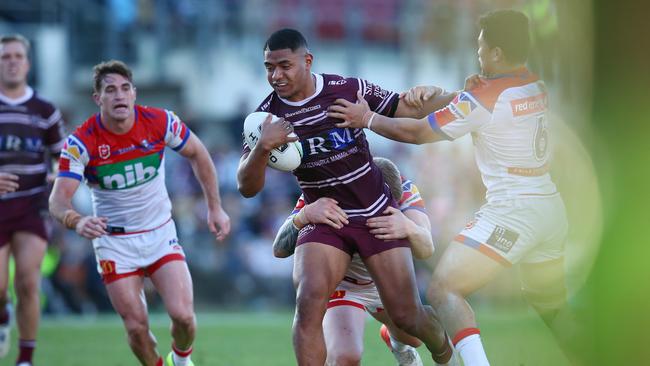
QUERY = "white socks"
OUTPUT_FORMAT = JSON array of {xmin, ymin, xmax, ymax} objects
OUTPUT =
[{"xmin": 456, "ymin": 333, "xmax": 490, "ymax": 366}]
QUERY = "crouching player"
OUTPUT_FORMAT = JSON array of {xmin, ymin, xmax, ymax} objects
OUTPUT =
[{"xmin": 274, "ymin": 157, "xmax": 452, "ymax": 366}]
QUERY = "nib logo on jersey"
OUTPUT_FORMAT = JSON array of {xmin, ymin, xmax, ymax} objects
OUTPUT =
[{"xmin": 96, "ymin": 154, "xmax": 161, "ymax": 189}]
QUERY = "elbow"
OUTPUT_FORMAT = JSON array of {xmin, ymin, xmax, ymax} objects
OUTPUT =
[
  {"xmin": 237, "ymin": 185, "xmax": 258, "ymax": 198},
  {"xmin": 273, "ymin": 247, "xmax": 290, "ymax": 258}
]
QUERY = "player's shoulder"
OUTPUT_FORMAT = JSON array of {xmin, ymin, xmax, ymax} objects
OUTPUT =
[
  {"xmin": 24, "ymin": 88, "xmax": 60, "ymax": 119},
  {"xmin": 135, "ymin": 105, "xmax": 169, "ymax": 123},
  {"xmin": 466, "ymin": 69, "xmax": 541, "ymax": 111},
  {"xmin": 256, "ymin": 92, "xmax": 275, "ymax": 112}
]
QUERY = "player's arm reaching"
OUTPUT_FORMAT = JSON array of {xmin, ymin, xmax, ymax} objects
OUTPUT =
[
  {"xmin": 367, "ymin": 207, "xmax": 433, "ymax": 259},
  {"xmin": 177, "ymin": 131, "xmax": 231, "ymax": 241},
  {"xmin": 272, "ymin": 197, "xmax": 349, "ymax": 258},
  {"xmin": 395, "ymin": 86, "xmax": 456, "ymax": 119},
  {"xmin": 237, "ymin": 114, "xmax": 297, "ymax": 197}
]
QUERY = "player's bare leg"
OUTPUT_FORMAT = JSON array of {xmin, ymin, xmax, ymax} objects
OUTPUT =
[
  {"xmin": 427, "ymin": 241, "xmax": 503, "ymax": 366},
  {"xmin": 292, "ymin": 242, "xmax": 350, "ymax": 365},
  {"xmin": 363, "ymin": 247, "xmax": 452, "ymax": 364},
  {"xmin": 150, "ymin": 259, "xmax": 196, "ymax": 365},
  {"xmin": 106, "ymin": 275, "xmax": 160, "ymax": 366},
  {"xmin": 371, "ymin": 310, "xmax": 421, "ymax": 347},
  {"xmin": 323, "ymin": 305, "xmax": 367, "ymax": 366},
  {"xmin": 0, "ymin": 244, "xmax": 11, "ymax": 358},
  {"xmin": 520, "ymin": 258, "xmax": 586, "ymax": 365},
  {"xmin": 10, "ymin": 232, "xmax": 47, "ymax": 364}
]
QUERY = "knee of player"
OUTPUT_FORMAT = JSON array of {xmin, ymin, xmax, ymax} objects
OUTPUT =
[
  {"xmin": 521, "ymin": 284, "xmax": 567, "ymax": 317},
  {"xmin": 387, "ymin": 310, "xmax": 419, "ymax": 334},
  {"xmin": 124, "ymin": 318, "xmax": 150, "ymax": 337},
  {"xmin": 328, "ymin": 350, "xmax": 362, "ymax": 366},
  {"xmin": 12, "ymin": 276, "xmax": 40, "ymax": 298},
  {"xmin": 295, "ymin": 284, "xmax": 330, "ymax": 308},
  {"xmin": 170, "ymin": 310, "xmax": 196, "ymax": 330}
]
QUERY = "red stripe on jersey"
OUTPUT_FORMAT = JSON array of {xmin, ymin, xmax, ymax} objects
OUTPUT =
[{"xmin": 467, "ymin": 68, "xmax": 539, "ymax": 112}]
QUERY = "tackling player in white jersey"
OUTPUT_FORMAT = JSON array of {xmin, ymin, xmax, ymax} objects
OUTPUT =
[
  {"xmin": 328, "ymin": 10, "xmax": 573, "ymax": 366},
  {"xmin": 273, "ymin": 157, "xmax": 448, "ymax": 366},
  {"xmin": 48, "ymin": 60, "xmax": 231, "ymax": 366}
]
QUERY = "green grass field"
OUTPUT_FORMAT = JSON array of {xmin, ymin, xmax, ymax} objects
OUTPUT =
[{"xmin": 3, "ymin": 305, "xmax": 570, "ymax": 366}]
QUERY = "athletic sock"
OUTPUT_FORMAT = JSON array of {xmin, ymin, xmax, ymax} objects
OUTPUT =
[
  {"xmin": 453, "ymin": 328, "xmax": 490, "ymax": 366},
  {"xmin": 156, "ymin": 357, "xmax": 163, "ymax": 366},
  {"xmin": 16, "ymin": 339, "xmax": 35, "ymax": 365},
  {"xmin": 172, "ymin": 343, "xmax": 193, "ymax": 366},
  {"xmin": 389, "ymin": 334, "xmax": 409, "ymax": 352}
]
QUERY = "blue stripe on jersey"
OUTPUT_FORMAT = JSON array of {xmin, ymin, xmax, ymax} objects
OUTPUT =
[
  {"xmin": 426, "ymin": 113, "xmax": 453, "ymax": 141},
  {"xmin": 172, "ymin": 129, "xmax": 191, "ymax": 151},
  {"xmin": 58, "ymin": 171, "xmax": 82, "ymax": 181}
]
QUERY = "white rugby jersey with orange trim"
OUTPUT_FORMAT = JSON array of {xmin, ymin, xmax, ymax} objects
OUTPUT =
[
  {"xmin": 58, "ymin": 105, "xmax": 190, "ymax": 233},
  {"xmin": 428, "ymin": 68, "xmax": 557, "ymax": 202},
  {"xmin": 291, "ymin": 176, "xmax": 426, "ymax": 284}
]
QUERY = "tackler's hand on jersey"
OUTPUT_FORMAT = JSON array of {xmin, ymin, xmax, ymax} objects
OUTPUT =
[
  {"xmin": 75, "ymin": 216, "xmax": 108, "ymax": 240},
  {"xmin": 295, "ymin": 197, "xmax": 349, "ymax": 230},
  {"xmin": 463, "ymin": 73, "xmax": 487, "ymax": 91},
  {"xmin": 0, "ymin": 172, "xmax": 19, "ymax": 195},
  {"xmin": 329, "ymin": 91, "xmax": 373, "ymax": 130},
  {"xmin": 208, "ymin": 205, "xmax": 231, "ymax": 242},
  {"xmin": 366, "ymin": 206, "xmax": 413, "ymax": 241},
  {"xmin": 258, "ymin": 114, "xmax": 298, "ymax": 152}
]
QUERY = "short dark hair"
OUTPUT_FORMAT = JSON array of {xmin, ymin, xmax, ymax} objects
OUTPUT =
[
  {"xmin": 373, "ymin": 157, "xmax": 403, "ymax": 200},
  {"xmin": 479, "ymin": 9, "xmax": 530, "ymax": 64},
  {"xmin": 0, "ymin": 34, "xmax": 31, "ymax": 56},
  {"xmin": 93, "ymin": 60, "xmax": 133, "ymax": 92},
  {"xmin": 264, "ymin": 28, "xmax": 309, "ymax": 52}
]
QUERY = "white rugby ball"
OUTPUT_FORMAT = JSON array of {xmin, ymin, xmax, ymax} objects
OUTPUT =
[{"xmin": 243, "ymin": 112, "xmax": 303, "ymax": 172}]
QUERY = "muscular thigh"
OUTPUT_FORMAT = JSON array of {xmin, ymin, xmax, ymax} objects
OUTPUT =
[
  {"xmin": 105, "ymin": 275, "xmax": 148, "ymax": 320},
  {"xmin": 362, "ymin": 247, "xmax": 419, "ymax": 312},
  {"xmin": 293, "ymin": 242, "xmax": 351, "ymax": 296},
  {"xmin": 10, "ymin": 231, "xmax": 47, "ymax": 278},
  {"xmin": 149, "ymin": 260, "xmax": 193, "ymax": 315}
]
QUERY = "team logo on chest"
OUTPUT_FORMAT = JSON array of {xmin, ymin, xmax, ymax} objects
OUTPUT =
[{"xmin": 99, "ymin": 144, "xmax": 111, "ymax": 159}]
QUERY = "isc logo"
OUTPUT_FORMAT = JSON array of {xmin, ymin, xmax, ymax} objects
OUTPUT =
[{"xmin": 97, "ymin": 154, "xmax": 161, "ymax": 189}]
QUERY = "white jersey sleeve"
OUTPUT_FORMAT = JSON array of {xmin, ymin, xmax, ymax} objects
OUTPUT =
[
  {"xmin": 426, "ymin": 92, "xmax": 490, "ymax": 140},
  {"xmin": 58, "ymin": 134, "xmax": 90, "ymax": 181},
  {"xmin": 164, "ymin": 110, "xmax": 190, "ymax": 151}
]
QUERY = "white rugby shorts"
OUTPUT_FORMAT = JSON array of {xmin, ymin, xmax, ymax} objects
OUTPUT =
[
  {"xmin": 328, "ymin": 279, "xmax": 384, "ymax": 314},
  {"xmin": 92, "ymin": 219, "xmax": 185, "ymax": 283},
  {"xmin": 455, "ymin": 194, "xmax": 568, "ymax": 266}
]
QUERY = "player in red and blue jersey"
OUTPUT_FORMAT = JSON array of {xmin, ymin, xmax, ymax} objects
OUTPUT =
[
  {"xmin": 49, "ymin": 60, "xmax": 230, "ymax": 366},
  {"xmin": 237, "ymin": 29, "xmax": 457, "ymax": 365},
  {"xmin": 0, "ymin": 34, "xmax": 65, "ymax": 366}
]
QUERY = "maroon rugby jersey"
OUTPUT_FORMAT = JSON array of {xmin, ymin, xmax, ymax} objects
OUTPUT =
[
  {"xmin": 244, "ymin": 73, "xmax": 399, "ymax": 218},
  {"xmin": 0, "ymin": 87, "xmax": 65, "ymax": 219}
]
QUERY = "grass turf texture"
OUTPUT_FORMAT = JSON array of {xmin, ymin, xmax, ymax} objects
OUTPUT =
[{"xmin": 3, "ymin": 306, "xmax": 570, "ymax": 365}]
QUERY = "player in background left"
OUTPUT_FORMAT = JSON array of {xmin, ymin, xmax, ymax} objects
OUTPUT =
[
  {"xmin": 49, "ymin": 60, "xmax": 231, "ymax": 366},
  {"xmin": 0, "ymin": 34, "xmax": 66, "ymax": 366}
]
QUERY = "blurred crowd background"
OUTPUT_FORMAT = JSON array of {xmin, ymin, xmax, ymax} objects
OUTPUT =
[{"xmin": 0, "ymin": 0, "xmax": 598, "ymax": 318}]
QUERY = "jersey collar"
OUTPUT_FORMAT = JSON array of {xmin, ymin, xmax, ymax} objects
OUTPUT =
[
  {"xmin": 0, "ymin": 86, "xmax": 34, "ymax": 105},
  {"xmin": 277, "ymin": 73, "xmax": 323, "ymax": 107}
]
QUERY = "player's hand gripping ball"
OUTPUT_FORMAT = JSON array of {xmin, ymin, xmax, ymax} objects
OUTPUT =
[{"xmin": 243, "ymin": 112, "xmax": 303, "ymax": 172}]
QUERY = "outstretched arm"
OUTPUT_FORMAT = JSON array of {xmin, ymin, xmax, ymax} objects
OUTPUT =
[
  {"xmin": 237, "ymin": 114, "xmax": 298, "ymax": 197},
  {"xmin": 395, "ymin": 86, "xmax": 457, "ymax": 119},
  {"xmin": 328, "ymin": 91, "xmax": 446, "ymax": 144},
  {"xmin": 49, "ymin": 177, "xmax": 108, "ymax": 239},
  {"xmin": 178, "ymin": 132, "xmax": 231, "ymax": 241}
]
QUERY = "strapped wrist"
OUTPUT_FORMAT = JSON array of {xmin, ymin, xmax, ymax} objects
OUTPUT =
[
  {"xmin": 363, "ymin": 111, "xmax": 376, "ymax": 130},
  {"xmin": 62, "ymin": 209, "xmax": 82, "ymax": 230}
]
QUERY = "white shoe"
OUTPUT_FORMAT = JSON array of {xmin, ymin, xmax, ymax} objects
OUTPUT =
[
  {"xmin": 0, "ymin": 323, "xmax": 10, "ymax": 358},
  {"xmin": 392, "ymin": 346, "xmax": 424, "ymax": 366},
  {"xmin": 17, "ymin": 363, "xmax": 32, "ymax": 366}
]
